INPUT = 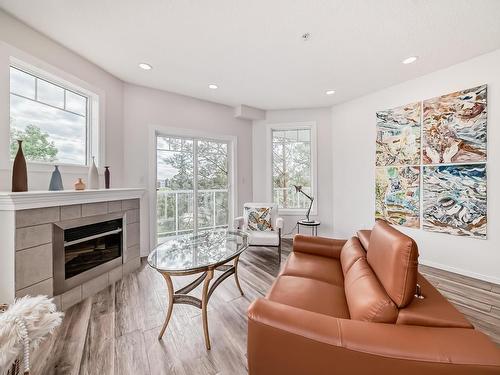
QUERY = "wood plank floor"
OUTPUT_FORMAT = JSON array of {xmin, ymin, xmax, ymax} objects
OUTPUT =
[
  {"xmin": 419, "ymin": 264, "xmax": 500, "ymax": 344},
  {"xmin": 31, "ymin": 240, "xmax": 500, "ymax": 375}
]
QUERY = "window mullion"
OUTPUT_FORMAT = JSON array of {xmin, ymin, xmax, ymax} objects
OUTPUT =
[{"xmin": 193, "ymin": 139, "xmax": 199, "ymax": 234}]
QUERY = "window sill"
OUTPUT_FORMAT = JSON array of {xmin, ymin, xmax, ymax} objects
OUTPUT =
[{"xmin": 2, "ymin": 161, "xmax": 101, "ymax": 175}]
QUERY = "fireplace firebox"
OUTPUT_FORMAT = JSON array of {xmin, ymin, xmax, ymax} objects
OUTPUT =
[{"xmin": 53, "ymin": 212, "xmax": 125, "ymax": 295}]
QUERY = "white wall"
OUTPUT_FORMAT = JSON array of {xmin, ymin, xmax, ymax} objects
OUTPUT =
[
  {"xmin": 331, "ymin": 49, "xmax": 500, "ymax": 284},
  {"xmin": 0, "ymin": 10, "xmax": 124, "ymax": 190},
  {"xmin": 122, "ymin": 83, "xmax": 253, "ymax": 255},
  {"xmin": 253, "ymin": 108, "xmax": 333, "ymax": 237},
  {"xmin": 0, "ymin": 11, "xmax": 253, "ymax": 258}
]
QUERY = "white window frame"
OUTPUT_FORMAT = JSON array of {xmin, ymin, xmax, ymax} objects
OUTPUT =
[
  {"xmin": 148, "ymin": 125, "xmax": 238, "ymax": 248},
  {"xmin": 266, "ymin": 122, "xmax": 318, "ymax": 216},
  {"xmin": 7, "ymin": 54, "xmax": 103, "ymax": 171}
]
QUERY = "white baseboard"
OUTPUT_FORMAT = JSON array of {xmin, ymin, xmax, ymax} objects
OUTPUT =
[{"xmin": 419, "ymin": 258, "xmax": 500, "ymax": 286}]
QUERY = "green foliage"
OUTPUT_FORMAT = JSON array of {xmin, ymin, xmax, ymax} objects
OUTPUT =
[
  {"xmin": 156, "ymin": 138, "xmax": 229, "ymax": 239},
  {"xmin": 272, "ymin": 131, "xmax": 311, "ymax": 208},
  {"xmin": 10, "ymin": 124, "xmax": 58, "ymax": 162}
]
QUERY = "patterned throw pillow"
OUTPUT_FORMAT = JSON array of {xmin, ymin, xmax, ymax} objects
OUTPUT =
[{"xmin": 245, "ymin": 207, "xmax": 273, "ymax": 231}]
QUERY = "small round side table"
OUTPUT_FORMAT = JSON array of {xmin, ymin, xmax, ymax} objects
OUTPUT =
[{"xmin": 297, "ymin": 220, "xmax": 320, "ymax": 236}]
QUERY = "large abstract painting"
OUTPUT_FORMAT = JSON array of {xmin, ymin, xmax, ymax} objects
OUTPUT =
[
  {"xmin": 423, "ymin": 84, "xmax": 487, "ymax": 164},
  {"xmin": 376, "ymin": 102, "xmax": 421, "ymax": 166},
  {"xmin": 375, "ymin": 166, "xmax": 420, "ymax": 228},
  {"xmin": 423, "ymin": 164, "xmax": 487, "ymax": 238}
]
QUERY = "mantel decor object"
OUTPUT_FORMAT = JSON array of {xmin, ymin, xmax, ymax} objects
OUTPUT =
[
  {"xmin": 104, "ymin": 166, "xmax": 110, "ymax": 189},
  {"xmin": 12, "ymin": 140, "xmax": 28, "ymax": 192},
  {"xmin": 88, "ymin": 157, "xmax": 99, "ymax": 189},
  {"xmin": 74, "ymin": 178, "xmax": 86, "ymax": 191},
  {"xmin": 49, "ymin": 165, "xmax": 64, "ymax": 191},
  {"xmin": 293, "ymin": 185, "xmax": 314, "ymax": 223}
]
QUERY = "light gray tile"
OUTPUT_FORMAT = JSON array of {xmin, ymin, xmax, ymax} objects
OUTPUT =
[
  {"xmin": 15, "ymin": 224, "xmax": 52, "ymax": 251},
  {"xmin": 108, "ymin": 200, "xmax": 122, "ymax": 213},
  {"xmin": 60, "ymin": 205, "xmax": 82, "ymax": 221},
  {"xmin": 82, "ymin": 273, "xmax": 109, "ymax": 299},
  {"xmin": 16, "ymin": 243, "xmax": 53, "ymax": 290},
  {"xmin": 61, "ymin": 285, "xmax": 82, "ymax": 310},
  {"xmin": 125, "ymin": 209, "xmax": 140, "ymax": 224},
  {"xmin": 124, "ymin": 245, "xmax": 140, "ymax": 263},
  {"xmin": 16, "ymin": 207, "xmax": 60, "ymax": 228},
  {"xmin": 126, "ymin": 222, "xmax": 140, "ymax": 247},
  {"xmin": 122, "ymin": 199, "xmax": 139, "ymax": 211},
  {"xmin": 123, "ymin": 257, "xmax": 141, "ymax": 276},
  {"xmin": 109, "ymin": 265, "xmax": 123, "ymax": 285},
  {"xmin": 81, "ymin": 202, "xmax": 108, "ymax": 217},
  {"xmin": 16, "ymin": 278, "xmax": 53, "ymax": 298}
]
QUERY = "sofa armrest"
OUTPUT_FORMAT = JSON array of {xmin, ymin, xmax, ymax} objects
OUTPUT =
[
  {"xmin": 234, "ymin": 216, "xmax": 244, "ymax": 229},
  {"xmin": 293, "ymin": 234, "xmax": 346, "ymax": 259},
  {"xmin": 247, "ymin": 299, "xmax": 500, "ymax": 375}
]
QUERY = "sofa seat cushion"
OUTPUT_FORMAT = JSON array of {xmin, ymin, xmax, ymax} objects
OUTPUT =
[
  {"xmin": 397, "ymin": 274, "xmax": 473, "ymax": 328},
  {"xmin": 247, "ymin": 230, "xmax": 280, "ymax": 246},
  {"xmin": 266, "ymin": 275, "xmax": 350, "ymax": 318},
  {"xmin": 281, "ymin": 252, "xmax": 344, "ymax": 286}
]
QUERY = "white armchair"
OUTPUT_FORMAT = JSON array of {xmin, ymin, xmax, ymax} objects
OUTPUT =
[{"xmin": 234, "ymin": 203, "xmax": 284, "ymax": 262}]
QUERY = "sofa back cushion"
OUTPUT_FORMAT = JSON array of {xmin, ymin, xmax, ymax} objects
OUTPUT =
[
  {"xmin": 367, "ymin": 220, "xmax": 419, "ymax": 308},
  {"xmin": 356, "ymin": 229, "xmax": 371, "ymax": 250},
  {"xmin": 344, "ymin": 257, "xmax": 398, "ymax": 323},
  {"xmin": 340, "ymin": 237, "xmax": 366, "ymax": 276}
]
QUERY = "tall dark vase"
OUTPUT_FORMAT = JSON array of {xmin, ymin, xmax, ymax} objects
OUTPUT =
[
  {"xmin": 12, "ymin": 140, "xmax": 28, "ymax": 192},
  {"xmin": 104, "ymin": 166, "xmax": 110, "ymax": 189}
]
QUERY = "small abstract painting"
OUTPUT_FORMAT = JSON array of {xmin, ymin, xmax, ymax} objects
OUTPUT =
[
  {"xmin": 376, "ymin": 102, "xmax": 421, "ymax": 166},
  {"xmin": 423, "ymin": 85, "xmax": 487, "ymax": 164},
  {"xmin": 423, "ymin": 164, "xmax": 487, "ymax": 238},
  {"xmin": 375, "ymin": 166, "xmax": 420, "ymax": 228}
]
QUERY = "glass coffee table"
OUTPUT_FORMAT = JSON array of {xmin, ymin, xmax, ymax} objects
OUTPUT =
[{"xmin": 147, "ymin": 229, "xmax": 248, "ymax": 350}]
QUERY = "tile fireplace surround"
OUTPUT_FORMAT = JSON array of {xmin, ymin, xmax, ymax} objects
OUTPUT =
[{"xmin": 0, "ymin": 188, "xmax": 145, "ymax": 310}]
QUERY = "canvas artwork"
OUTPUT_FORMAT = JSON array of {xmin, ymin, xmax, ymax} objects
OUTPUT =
[
  {"xmin": 375, "ymin": 166, "xmax": 420, "ymax": 228},
  {"xmin": 423, "ymin": 164, "xmax": 487, "ymax": 238},
  {"xmin": 376, "ymin": 102, "xmax": 421, "ymax": 166},
  {"xmin": 423, "ymin": 84, "xmax": 487, "ymax": 164}
]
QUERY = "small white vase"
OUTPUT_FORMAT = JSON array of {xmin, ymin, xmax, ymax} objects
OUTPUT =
[{"xmin": 88, "ymin": 157, "xmax": 99, "ymax": 189}]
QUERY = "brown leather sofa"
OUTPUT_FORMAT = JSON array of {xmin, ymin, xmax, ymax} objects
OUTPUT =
[{"xmin": 247, "ymin": 220, "xmax": 500, "ymax": 374}]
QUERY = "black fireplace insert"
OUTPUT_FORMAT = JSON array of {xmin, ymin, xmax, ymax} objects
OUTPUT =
[{"xmin": 64, "ymin": 218, "xmax": 123, "ymax": 279}]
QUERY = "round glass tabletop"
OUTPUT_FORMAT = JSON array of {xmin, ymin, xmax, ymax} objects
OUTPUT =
[{"xmin": 147, "ymin": 229, "xmax": 248, "ymax": 274}]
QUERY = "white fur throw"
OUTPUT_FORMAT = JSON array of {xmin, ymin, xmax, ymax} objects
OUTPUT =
[{"xmin": 0, "ymin": 296, "xmax": 63, "ymax": 374}]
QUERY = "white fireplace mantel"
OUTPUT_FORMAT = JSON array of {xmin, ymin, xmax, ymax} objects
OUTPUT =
[{"xmin": 0, "ymin": 188, "xmax": 145, "ymax": 211}]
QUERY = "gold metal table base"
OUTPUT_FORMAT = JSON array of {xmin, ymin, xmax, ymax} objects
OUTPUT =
[{"xmin": 157, "ymin": 255, "xmax": 244, "ymax": 350}]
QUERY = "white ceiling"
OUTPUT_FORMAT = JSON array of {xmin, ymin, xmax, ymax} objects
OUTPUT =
[{"xmin": 1, "ymin": 0, "xmax": 500, "ymax": 110}]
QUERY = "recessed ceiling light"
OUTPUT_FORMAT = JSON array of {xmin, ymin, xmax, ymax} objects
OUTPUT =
[
  {"xmin": 326, "ymin": 90, "xmax": 336, "ymax": 95},
  {"xmin": 208, "ymin": 84, "xmax": 218, "ymax": 90},
  {"xmin": 301, "ymin": 32, "xmax": 311, "ymax": 41},
  {"xmin": 138, "ymin": 63, "xmax": 152, "ymax": 70},
  {"xmin": 402, "ymin": 56, "xmax": 418, "ymax": 65}
]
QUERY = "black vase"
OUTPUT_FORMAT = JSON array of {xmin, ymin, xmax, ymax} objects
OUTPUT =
[
  {"xmin": 104, "ymin": 166, "xmax": 110, "ymax": 189},
  {"xmin": 12, "ymin": 140, "xmax": 28, "ymax": 192}
]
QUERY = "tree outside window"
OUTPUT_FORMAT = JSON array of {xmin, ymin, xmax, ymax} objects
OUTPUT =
[
  {"xmin": 272, "ymin": 128, "xmax": 312, "ymax": 209},
  {"xmin": 9, "ymin": 66, "xmax": 90, "ymax": 166}
]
